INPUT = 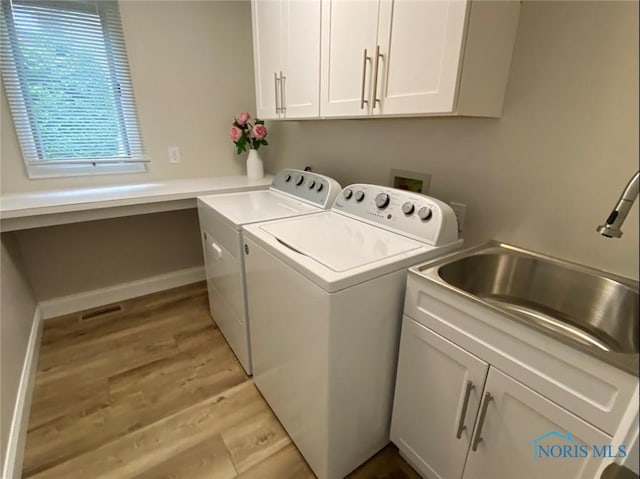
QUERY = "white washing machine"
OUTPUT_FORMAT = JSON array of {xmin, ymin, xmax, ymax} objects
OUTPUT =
[
  {"xmin": 243, "ymin": 184, "xmax": 463, "ymax": 479},
  {"xmin": 197, "ymin": 169, "xmax": 341, "ymax": 374}
]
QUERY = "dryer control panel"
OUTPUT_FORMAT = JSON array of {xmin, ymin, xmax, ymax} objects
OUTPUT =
[
  {"xmin": 270, "ymin": 169, "xmax": 341, "ymax": 208},
  {"xmin": 332, "ymin": 184, "xmax": 460, "ymax": 246}
]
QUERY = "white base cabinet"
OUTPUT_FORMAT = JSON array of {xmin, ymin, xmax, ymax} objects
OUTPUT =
[
  {"xmin": 391, "ymin": 316, "xmax": 489, "ymax": 479},
  {"xmin": 391, "ymin": 316, "xmax": 613, "ymax": 479}
]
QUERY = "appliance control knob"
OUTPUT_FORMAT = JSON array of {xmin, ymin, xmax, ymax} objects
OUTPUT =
[
  {"xmin": 315, "ymin": 182, "xmax": 324, "ymax": 192},
  {"xmin": 418, "ymin": 206, "xmax": 432, "ymax": 221},
  {"xmin": 284, "ymin": 174, "xmax": 291, "ymax": 182},
  {"xmin": 375, "ymin": 193, "xmax": 390, "ymax": 209},
  {"xmin": 307, "ymin": 179, "xmax": 316, "ymax": 189},
  {"xmin": 344, "ymin": 188, "xmax": 353, "ymax": 199},
  {"xmin": 355, "ymin": 191, "xmax": 365, "ymax": 202},
  {"xmin": 295, "ymin": 175, "xmax": 304, "ymax": 185},
  {"xmin": 402, "ymin": 202, "xmax": 415, "ymax": 215}
]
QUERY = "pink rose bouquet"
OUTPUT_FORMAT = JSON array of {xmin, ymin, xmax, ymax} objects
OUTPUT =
[{"xmin": 229, "ymin": 112, "xmax": 268, "ymax": 154}]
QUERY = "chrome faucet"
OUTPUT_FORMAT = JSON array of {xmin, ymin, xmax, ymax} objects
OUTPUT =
[{"xmin": 597, "ymin": 171, "xmax": 639, "ymax": 238}]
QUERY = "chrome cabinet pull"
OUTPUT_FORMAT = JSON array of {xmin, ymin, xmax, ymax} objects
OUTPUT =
[
  {"xmin": 360, "ymin": 49, "xmax": 371, "ymax": 110},
  {"xmin": 471, "ymin": 392, "xmax": 493, "ymax": 451},
  {"xmin": 456, "ymin": 380, "xmax": 475, "ymax": 439},
  {"xmin": 280, "ymin": 71, "xmax": 286, "ymax": 113},
  {"xmin": 371, "ymin": 45, "xmax": 383, "ymax": 108},
  {"xmin": 274, "ymin": 72, "xmax": 281, "ymax": 113}
]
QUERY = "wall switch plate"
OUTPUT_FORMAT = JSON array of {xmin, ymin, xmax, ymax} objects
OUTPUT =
[
  {"xmin": 168, "ymin": 146, "xmax": 181, "ymax": 164},
  {"xmin": 450, "ymin": 202, "xmax": 466, "ymax": 233}
]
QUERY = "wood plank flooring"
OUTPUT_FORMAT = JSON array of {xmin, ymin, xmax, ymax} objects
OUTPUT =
[{"xmin": 23, "ymin": 282, "xmax": 421, "ymax": 479}]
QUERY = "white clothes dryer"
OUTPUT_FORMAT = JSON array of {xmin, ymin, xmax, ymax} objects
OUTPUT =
[
  {"xmin": 197, "ymin": 169, "xmax": 341, "ymax": 374},
  {"xmin": 243, "ymin": 184, "xmax": 463, "ymax": 479}
]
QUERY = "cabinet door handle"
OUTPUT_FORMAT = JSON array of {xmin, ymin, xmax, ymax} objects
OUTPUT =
[
  {"xmin": 371, "ymin": 45, "xmax": 383, "ymax": 109},
  {"xmin": 471, "ymin": 392, "xmax": 493, "ymax": 452},
  {"xmin": 210, "ymin": 242, "xmax": 223, "ymax": 259},
  {"xmin": 280, "ymin": 71, "xmax": 286, "ymax": 114},
  {"xmin": 455, "ymin": 380, "xmax": 475, "ymax": 439},
  {"xmin": 274, "ymin": 72, "xmax": 281, "ymax": 113},
  {"xmin": 360, "ymin": 49, "xmax": 370, "ymax": 110}
]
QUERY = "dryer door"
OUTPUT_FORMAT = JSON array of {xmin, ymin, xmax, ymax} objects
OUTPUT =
[{"xmin": 202, "ymin": 230, "xmax": 251, "ymax": 373}]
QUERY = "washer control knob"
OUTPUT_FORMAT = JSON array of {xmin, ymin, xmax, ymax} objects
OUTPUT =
[
  {"xmin": 355, "ymin": 191, "xmax": 365, "ymax": 202},
  {"xmin": 295, "ymin": 175, "xmax": 304, "ymax": 185},
  {"xmin": 344, "ymin": 188, "xmax": 353, "ymax": 199},
  {"xmin": 315, "ymin": 182, "xmax": 324, "ymax": 192},
  {"xmin": 402, "ymin": 202, "xmax": 415, "ymax": 215},
  {"xmin": 284, "ymin": 174, "xmax": 291, "ymax": 182},
  {"xmin": 375, "ymin": 193, "xmax": 390, "ymax": 209},
  {"xmin": 418, "ymin": 206, "xmax": 432, "ymax": 221},
  {"xmin": 307, "ymin": 179, "xmax": 316, "ymax": 189}
]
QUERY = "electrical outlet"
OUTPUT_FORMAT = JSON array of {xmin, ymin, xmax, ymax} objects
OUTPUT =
[
  {"xmin": 168, "ymin": 146, "xmax": 181, "ymax": 164},
  {"xmin": 450, "ymin": 201, "xmax": 466, "ymax": 233}
]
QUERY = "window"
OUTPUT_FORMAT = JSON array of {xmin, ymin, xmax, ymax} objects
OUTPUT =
[{"xmin": 1, "ymin": 0, "xmax": 145, "ymax": 178}]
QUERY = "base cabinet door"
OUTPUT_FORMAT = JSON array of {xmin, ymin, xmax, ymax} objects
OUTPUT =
[
  {"xmin": 464, "ymin": 368, "xmax": 611, "ymax": 479},
  {"xmin": 391, "ymin": 316, "xmax": 489, "ymax": 479}
]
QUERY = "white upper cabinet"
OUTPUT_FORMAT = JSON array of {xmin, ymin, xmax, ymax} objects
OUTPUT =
[
  {"xmin": 252, "ymin": 0, "xmax": 282, "ymax": 119},
  {"xmin": 319, "ymin": 0, "xmax": 380, "ymax": 117},
  {"xmin": 320, "ymin": 0, "xmax": 520, "ymax": 118},
  {"xmin": 252, "ymin": 0, "xmax": 321, "ymax": 120},
  {"xmin": 375, "ymin": 0, "xmax": 468, "ymax": 115}
]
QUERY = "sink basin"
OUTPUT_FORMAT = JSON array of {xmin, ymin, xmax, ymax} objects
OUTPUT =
[{"xmin": 417, "ymin": 242, "xmax": 639, "ymax": 371}]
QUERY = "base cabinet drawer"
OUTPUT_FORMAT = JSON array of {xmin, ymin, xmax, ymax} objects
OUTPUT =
[{"xmin": 391, "ymin": 316, "xmax": 613, "ymax": 479}]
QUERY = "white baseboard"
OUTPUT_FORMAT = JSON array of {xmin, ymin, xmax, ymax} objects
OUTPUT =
[
  {"xmin": 38, "ymin": 266, "xmax": 205, "ymax": 319},
  {"xmin": 3, "ymin": 308, "xmax": 42, "ymax": 479}
]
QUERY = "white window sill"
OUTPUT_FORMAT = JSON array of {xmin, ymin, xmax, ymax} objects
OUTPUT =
[{"xmin": 26, "ymin": 162, "xmax": 146, "ymax": 179}]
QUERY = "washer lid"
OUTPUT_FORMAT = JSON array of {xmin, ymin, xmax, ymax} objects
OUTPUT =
[
  {"xmin": 198, "ymin": 190, "xmax": 319, "ymax": 226},
  {"xmin": 259, "ymin": 212, "xmax": 424, "ymax": 272}
]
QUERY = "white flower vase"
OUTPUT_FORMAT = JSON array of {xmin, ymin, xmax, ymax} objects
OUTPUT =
[{"xmin": 246, "ymin": 148, "xmax": 264, "ymax": 180}]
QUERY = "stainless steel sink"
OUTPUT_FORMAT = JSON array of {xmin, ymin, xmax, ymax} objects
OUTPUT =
[{"xmin": 417, "ymin": 242, "xmax": 639, "ymax": 373}]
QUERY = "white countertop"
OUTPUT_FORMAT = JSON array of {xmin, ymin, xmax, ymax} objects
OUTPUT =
[{"xmin": 0, "ymin": 175, "xmax": 273, "ymax": 231}]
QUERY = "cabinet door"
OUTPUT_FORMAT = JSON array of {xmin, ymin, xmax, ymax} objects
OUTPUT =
[
  {"xmin": 390, "ymin": 316, "xmax": 489, "ymax": 479},
  {"xmin": 375, "ymin": 0, "xmax": 468, "ymax": 115},
  {"xmin": 464, "ymin": 368, "xmax": 611, "ymax": 479},
  {"xmin": 252, "ymin": 0, "xmax": 282, "ymax": 119},
  {"xmin": 281, "ymin": 0, "xmax": 321, "ymax": 118},
  {"xmin": 320, "ymin": 0, "xmax": 380, "ymax": 117}
]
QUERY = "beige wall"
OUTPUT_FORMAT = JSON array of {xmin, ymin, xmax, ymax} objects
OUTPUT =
[
  {"xmin": 15, "ymin": 209, "xmax": 203, "ymax": 301},
  {"xmin": 0, "ymin": 233, "xmax": 38, "ymax": 470},
  {"xmin": 1, "ymin": 1, "xmax": 255, "ymax": 301},
  {"xmin": 266, "ymin": 0, "xmax": 639, "ymax": 280},
  {"xmin": 1, "ymin": 0, "xmax": 255, "ymax": 194}
]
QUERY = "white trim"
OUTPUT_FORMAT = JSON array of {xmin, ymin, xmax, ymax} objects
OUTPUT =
[
  {"xmin": 38, "ymin": 266, "xmax": 206, "ymax": 319},
  {"xmin": 3, "ymin": 308, "xmax": 42, "ymax": 479}
]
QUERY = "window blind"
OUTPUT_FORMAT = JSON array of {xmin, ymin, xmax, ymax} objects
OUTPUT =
[{"xmin": 0, "ymin": 0, "xmax": 146, "ymax": 166}]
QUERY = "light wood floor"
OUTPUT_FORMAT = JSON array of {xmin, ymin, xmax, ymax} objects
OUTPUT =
[{"xmin": 23, "ymin": 282, "xmax": 421, "ymax": 479}]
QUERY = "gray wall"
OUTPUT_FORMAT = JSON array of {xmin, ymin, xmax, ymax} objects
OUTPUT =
[
  {"xmin": 265, "ymin": 1, "xmax": 639, "ymax": 280},
  {"xmin": 0, "ymin": 234, "xmax": 37, "ymax": 471},
  {"xmin": 1, "ymin": 1, "xmax": 256, "ymax": 301},
  {"xmin": 15, "ymin": 210, "xmax": 203, "ymax": 301}
]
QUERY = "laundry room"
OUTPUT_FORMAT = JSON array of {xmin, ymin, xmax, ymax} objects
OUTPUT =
[{"xmin": 1, "ymin": 1, "xmax": 638, "ymax": 479}]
